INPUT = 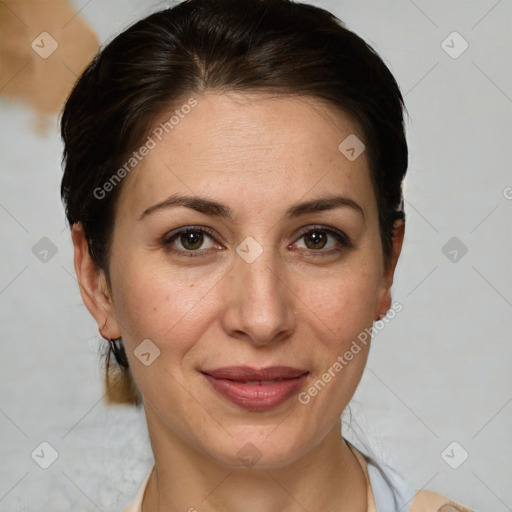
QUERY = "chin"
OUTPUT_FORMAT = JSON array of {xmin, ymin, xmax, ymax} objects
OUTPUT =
[{"xmin": 199, "ymin": 425, "xmax": 313, "ymax": 470}]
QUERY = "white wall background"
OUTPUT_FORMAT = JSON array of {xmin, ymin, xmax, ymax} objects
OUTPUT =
[{"xmin": 1, "ymin": 1, "xmax": 510, "ymax": 510}]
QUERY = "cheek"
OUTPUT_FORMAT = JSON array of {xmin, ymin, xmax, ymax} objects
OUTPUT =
[
  {"xmin": 296, "ymin": 258, "xmax": 382, "ymax": 344},
  {"xmin": 109, "ymin": 254, "xmax": 223, "ymax": 356},
  {"xmin": 293, "ymin": 270, "xmax": 378, "ymax": 421},
  {"xmin": 109, "ymin": 261, "xmax": 225, "ymax": 407}
]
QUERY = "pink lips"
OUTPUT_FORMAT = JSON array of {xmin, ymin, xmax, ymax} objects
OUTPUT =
[{"xmin": 201, "ymin": 366, "xmax": 309, "ymax": 411}]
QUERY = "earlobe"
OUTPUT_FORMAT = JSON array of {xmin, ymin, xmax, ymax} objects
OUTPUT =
[{"xmin": 71, "ymin": 223, "xmax": 121, "ymax": 339}]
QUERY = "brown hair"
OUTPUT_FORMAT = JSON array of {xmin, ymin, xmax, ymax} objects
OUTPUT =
[{"xmin": 61, "ymin": 0, "xmax": 408, "ymax": 405}]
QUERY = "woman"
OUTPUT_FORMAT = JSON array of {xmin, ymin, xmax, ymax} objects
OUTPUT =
[{"xmin": 60, "ymin": 0, "xmax": 475, "ymax": 510}]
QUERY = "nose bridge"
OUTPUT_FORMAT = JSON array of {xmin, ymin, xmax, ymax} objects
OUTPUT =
[
  {"xmin": 239, "ymin": 241, "xmax": 281, "ymax": 297},
  {"xmin": 222, "ymin": 237, "xmax": 296, "ymax": 345}
]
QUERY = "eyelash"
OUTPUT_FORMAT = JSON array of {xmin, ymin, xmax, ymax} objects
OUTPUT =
[{"xmin": 162, "ymin": 225, "xmax": 353, "ymax": 258}]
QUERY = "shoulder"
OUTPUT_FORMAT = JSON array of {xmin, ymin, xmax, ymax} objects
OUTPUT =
[{"xmin": 409, "ymin": 489, "xmax": 476, "ymax": 512}]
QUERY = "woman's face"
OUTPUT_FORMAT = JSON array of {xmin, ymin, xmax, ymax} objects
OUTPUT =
[{"xmin": 81, "ymin": 93, "xmax": 401, "ymax": 467}]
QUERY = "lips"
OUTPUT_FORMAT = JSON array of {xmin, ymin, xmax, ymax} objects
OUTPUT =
[
  {"xmin": 202, "ymin": 366, "xmax": 307, "ymax": 381},
  {"xmin": 201, "ymin": 366, "xmax": 309, "ymax": 411}
]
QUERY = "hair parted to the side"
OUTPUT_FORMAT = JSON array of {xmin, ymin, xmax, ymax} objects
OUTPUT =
[{"xmin": 61, "ymin": 0, "xmax": 408, "ymax": 406}]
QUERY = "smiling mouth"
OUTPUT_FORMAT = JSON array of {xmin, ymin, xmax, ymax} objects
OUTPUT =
[{"xmin": 200, "ymin": 366, "xmax": 309, "ymax": 411}]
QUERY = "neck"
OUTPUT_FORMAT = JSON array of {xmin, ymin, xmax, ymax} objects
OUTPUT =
[{"xmin": 141, "ymin": 411, "xmax": 367, "ymax": 512}]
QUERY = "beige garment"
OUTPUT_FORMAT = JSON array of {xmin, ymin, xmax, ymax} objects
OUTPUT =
[
  {"xmin": 124, "ymin": 464, "xmax": 153, "ymax": 512},
  {"xmin": 124, "ymin": 446, "xmax": 475, "ymax": 512}
]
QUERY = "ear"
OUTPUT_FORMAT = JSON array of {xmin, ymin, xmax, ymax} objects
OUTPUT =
[
  {"xmin": 71, "ymin": 223, "xmax": 121, "ymax": 339},
  {"xmin": 375, "ymin": 218, "xmax": 405, "ymax": 320}
]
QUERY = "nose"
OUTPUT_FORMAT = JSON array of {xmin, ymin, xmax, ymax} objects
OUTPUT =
[{"xmin": 220, "ymin": 242, "xmax": 297, "ymax": 347}]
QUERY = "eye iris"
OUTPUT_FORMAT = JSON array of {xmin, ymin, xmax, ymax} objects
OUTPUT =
[
  {"xmin": 181, "ymin": 231, "xmax": 203, "ymax": 250},
  {"xmin": 305, "ymin": 231, "xmax": 327, "ymax": 250}
]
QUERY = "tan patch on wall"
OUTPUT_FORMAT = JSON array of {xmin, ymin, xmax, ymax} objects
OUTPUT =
[{"xmin": 0, "ymin": 0, "xmax": 98, "ymax": 132}]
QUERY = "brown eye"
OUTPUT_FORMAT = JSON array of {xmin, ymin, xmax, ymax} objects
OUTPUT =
[
  {"xmin": 294, "ymin": 226, "xmax": 351, "ymax": 254},
  {"xmin": 303, "ymin": 230, "xmax": 328, "ymax": 250},
  {"xmin": 164, "ymin": 227, "xmax": 217, "ymax": 255},
  {"xmin": 180, "ymin": 231, "xmax": 204, "ymax": 250}
]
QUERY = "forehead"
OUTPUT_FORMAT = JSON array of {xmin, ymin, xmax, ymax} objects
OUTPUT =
[{"xmin": 116, "ymin": 92, "xmax": 375, "ymax": 220}]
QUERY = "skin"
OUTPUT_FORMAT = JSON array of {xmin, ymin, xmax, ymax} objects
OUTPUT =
[{"xmin": 72, "ymin": 92, "xmax": 404, "ymax": 512}]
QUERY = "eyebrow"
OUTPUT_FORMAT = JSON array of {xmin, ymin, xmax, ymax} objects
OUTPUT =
[{"xmin": 138, "ymin": 194, "xmax": 365, "ymax": 221}]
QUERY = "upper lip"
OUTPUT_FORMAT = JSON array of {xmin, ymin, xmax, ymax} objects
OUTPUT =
[{"xmin": 201, "ymin": 366, "xmax": 308, "ymax": 381}]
